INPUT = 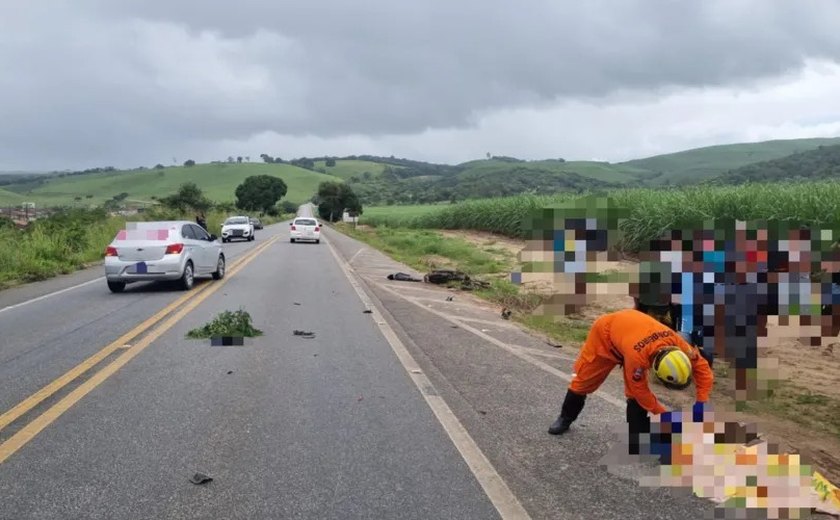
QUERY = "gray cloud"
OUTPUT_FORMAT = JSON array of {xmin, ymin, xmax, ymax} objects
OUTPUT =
[{"xmin": 2, "ymin": 0, "xmax": 840, "ymax": 169}]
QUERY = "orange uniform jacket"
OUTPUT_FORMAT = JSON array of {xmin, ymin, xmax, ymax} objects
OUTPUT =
[{"xmin": 571, "ymin": 309, "xmax": 714, "ymax": 415}]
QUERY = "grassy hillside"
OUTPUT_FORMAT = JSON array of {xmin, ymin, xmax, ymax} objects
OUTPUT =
[
  {"xmin": 456, "ymin": 159, "xmax": 653, "ymax": 184},
  {"xmin": 711, "ymin": 143, "xmax": 840, "ymax": 185},
  {"xmin": 314, "ymin": 159, "xmax": 393, "ymax": 180},
  {"xmin": 0, "ymin": 188, "xmax": 24, "ymax": 206},
  {"xmin": 3, "ymin": 163, "xmax": 342, "ymax": 206},
  {"xmin": 622, "ymin": 137, "xmax": 840, "ymax": 184}
]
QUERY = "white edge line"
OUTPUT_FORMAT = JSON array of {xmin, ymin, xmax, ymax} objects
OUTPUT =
[
  {"xmin": 348, "ymin": 247, "xmax": 365, "ymax": 265},
  {"xmin": 325, "ymin": 236, "xmax": 532, "ymax": 520},
  {"xmin": 0, "ymin": 277, "xmax": 105, "ymax": 314}
]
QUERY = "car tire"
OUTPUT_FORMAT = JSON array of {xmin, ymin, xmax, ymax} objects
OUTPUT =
[
  {"xmin": 315, "ymin": 239, "xmax": 320, "ymax": 244},
  {"xmin": 290, "ymin": 238, "xmax": 295, "ymax": 243},
  {"xmin": 180, "ymin": 261, "xmax": 195, "ymax": 291},
  {"xmin": 212, "ymin": 255, "xmax": 225, "ymax": 280},
  {"xmin": 107, "ymin": 281, "xmax": 126, "ymax": 293}
]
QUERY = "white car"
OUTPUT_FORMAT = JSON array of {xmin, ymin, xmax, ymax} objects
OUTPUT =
[
  {"xmin": 290, "ymin": 217, "xmax": 321, "ymax": 244},
  {"xmin": 104, "ymin": 220, "xmax": 225, "ymax": 293},
  {"xmin": 221, "ymin": 216, "xmax": 254, "ymax": 242}
]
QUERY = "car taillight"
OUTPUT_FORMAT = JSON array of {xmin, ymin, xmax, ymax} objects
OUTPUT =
[
  {"xmin": 315, "ymin": 227, "xmax": 320, "ymax": 231},
  {"xmin": 105, "ymin": 246, "xmax": 118, "ymax": 257},
  {"xmin": 165, "ymin": 243, "xmax": 184, "ymax": 254},
  {"xmin": 291, "ymin": 225, "xmax": 296, "ymax": 231}
]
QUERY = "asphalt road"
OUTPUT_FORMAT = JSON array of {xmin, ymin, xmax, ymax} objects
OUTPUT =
[
  {"xmin": 0, "ymin": 220, "xmax": 499, "ymax": 520},
  {"xmin": 0, "ymin": 210, "xmax": 721, "ymax": 520}
]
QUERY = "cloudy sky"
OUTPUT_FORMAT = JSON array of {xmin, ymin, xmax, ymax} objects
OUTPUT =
[{"xmin": 3, "ymin": 0, "xmax": 840, "ymax": 171}]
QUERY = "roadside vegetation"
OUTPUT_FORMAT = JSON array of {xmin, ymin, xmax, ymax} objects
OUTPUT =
[
  {"xmin": 359, "ymin": 180, "xmax": 840, "ymax": 254},
  {"xmin": 0, "ymin": 181, "xmax": 294, "ymax": 290}
]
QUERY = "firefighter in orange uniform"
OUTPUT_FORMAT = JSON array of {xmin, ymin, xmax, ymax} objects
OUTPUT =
[{"xmin": 548, "ymin": 294, "xmax": 714, "ymax": 443}]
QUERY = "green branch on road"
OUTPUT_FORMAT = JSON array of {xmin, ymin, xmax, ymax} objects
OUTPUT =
[{"xmin": 186, "ymin": 309, "xmax": 264, "ymax": 339}]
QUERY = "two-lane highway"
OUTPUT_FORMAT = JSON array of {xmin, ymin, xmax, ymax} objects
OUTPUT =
[{"xmin": 0, "ymin": 220, "xmax": 503, "ymax": 519}]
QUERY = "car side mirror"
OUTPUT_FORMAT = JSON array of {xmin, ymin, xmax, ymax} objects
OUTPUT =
[
  {"xmin": 289, "ymin": 222, "xmax": 292, "ymax": 226},
  {"xmin": 209, "ymin": 234, "xmax": 217, "ymax": 241}
]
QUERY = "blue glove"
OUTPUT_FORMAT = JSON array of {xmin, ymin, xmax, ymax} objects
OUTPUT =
[
  {"xmin": 660, "ymin": 411, "xmax": 674, "ymax": 424},
  {"xmin": 692, "ymin": 401, "xmax": 706, "ymax": 422}
]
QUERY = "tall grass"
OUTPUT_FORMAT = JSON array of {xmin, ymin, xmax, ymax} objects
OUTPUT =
[
  {"xmin": 0, "ymin": 207, "xmax": 289, "ymax": 289},
  {"xmin": 362, "ymin": 181, "xmax": 840, "ymax": 253},
  {"xmin": 0, "ymin": 208, "xmax": 125, "ymax": 287}
]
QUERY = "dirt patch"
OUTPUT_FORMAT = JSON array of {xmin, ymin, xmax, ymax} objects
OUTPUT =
[
  {"xmin": 439, "ymin": 230, "xmax": 524, "ymax": 258},
  {"xmin": 418, "ymin": 254, "xmax": 455, "ymax": 270}
]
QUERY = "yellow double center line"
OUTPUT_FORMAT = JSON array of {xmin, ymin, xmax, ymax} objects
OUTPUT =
[{"xmin": 0, "ymin": 235, "xmax": 278, "ymax": 464}]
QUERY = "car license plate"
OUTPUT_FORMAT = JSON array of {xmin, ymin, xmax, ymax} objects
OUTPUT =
[{"xmin": 128, "ymin": 262, "xmax": 148, "ymax": 274}]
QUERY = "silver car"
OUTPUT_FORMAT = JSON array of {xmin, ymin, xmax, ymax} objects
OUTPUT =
[{"xmin": 104, "ymin": 220, "xmax": 225, "ymax": 293}]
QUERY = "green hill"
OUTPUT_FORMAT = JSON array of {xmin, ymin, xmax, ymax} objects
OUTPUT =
[
  {"xmin": 3, "ymin": 163, "xmax": 342, "ymax": 206},
  {"xmin": 622, "ymin": 137, "xmax": 840, "ymax": 184},
  {"xmin": 709, "ymin": 143, "xmax": 840, "ymax": 185},
  {"xmin": 314, "ymin": 159, "xmax": 394, "ymax": 180},
  {"xmin": 0, "ymin": 188, "xmax": 24, "ymax": 206},
  {"xmin": 456, "ymin": 159, "xmax": 657, "ymax": 184}
]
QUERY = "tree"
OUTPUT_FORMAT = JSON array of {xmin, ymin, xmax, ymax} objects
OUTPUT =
[
  {"xmin": 235, "ymin": 175, "xmax": 288, "ymax": 213},
  {"xmin": 154, "ymin": 164, "xmax": 165, "ymax": 170},
  {"xmin": 184, "ymin": 159, "xmax": 196, "ymax": 167},
  {"xmin": 316, "ymin": 182, "xmax": 363, "ymax": 222},
  {"xmin": 325, "ymin": 158, "xmax": 336, "ymax": 167},
  {"xmin": 237, "ymin": 156, "xmax": 243, "ymax": 163},
  {"xmin": 245, "ymin": 156, "xmax": 250, "ymax": 162},
  {"xmin": 280, "ymin": 200, "xmax": 299, "ymax": 214},
  {"xmin": 159, "ymin": 182, "xmax": 212, "ymax": 213},
  {"xmin": 260, "ymin": 153, "xmax": 274, "ymax": 163}
]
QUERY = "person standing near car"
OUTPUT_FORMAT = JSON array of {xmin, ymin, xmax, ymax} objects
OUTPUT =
[{"xmin": 196, "ymin": 212, "xmax": 207, "ymax": 231}]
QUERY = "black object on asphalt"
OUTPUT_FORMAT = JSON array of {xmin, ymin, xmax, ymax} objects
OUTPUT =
[
  {"xmin": 226, "ymin": 370, "xmax": 234, "ymax": 374},
  {"xmin": 211, "ymin": 336, "xmax": 244, "ymax": 347},
  {"xmin": 501, "ymin": 308, "xmax": 512, "ymax": 320},
  {"xmin": 293, "ymin": 330, "xmax": 316, "ymax": 338},
  {"xmin": 446, "ymin": 296, "xmax": 454, "ymax": 301},
  {"xmin": 189, "ymin": 473, "xmax": 213, "ymax": 485},
  {"xmin": 424, "ymin": 270, "xmax": 490, "ymax": 290},
  {"xmin": 387, "ymin": 272, "xmax": 423, "ymax": 282},
  {"xmin": 363, "ymin": 309, "xmax": 373, "ymax": 314}
]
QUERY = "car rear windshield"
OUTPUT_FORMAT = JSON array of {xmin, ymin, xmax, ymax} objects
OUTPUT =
[
  {"xmin": 115, "ymin": 229, "xmax": 170, "ymax": 240},
  {"xmin": 295, "ymin": 219, "xmax": 317, "ymax": 226},
  {"xmin": 225, "ymin": 218, "xmax": 248, "ymax": 225}
]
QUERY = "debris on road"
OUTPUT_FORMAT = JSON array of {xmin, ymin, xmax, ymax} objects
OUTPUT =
[
  {"xmin": 226, "ymin": 370, "xmax": 234, "ymax": 375},
  {"xmin": 387, "ymin": 272, "xmax": 422, "ymax": 282},
  {"xmin": 357, "ymin": 395, "xmax": 364, "ymax": 401},
  {"xmin": 189, "ymin": 473, "xmax": 213, "ymax": 485},
  {"xmin": 293, "ymin": 330, "xmax": 316, "ymax": 338},
  {"xmin": 187, "ymin": 309, "xmax": 263, "ymax": 340},
  {"xmin": 363, "ymin": 309, "xmax": 373, "ymax": 314},
  {"xmin": 478, "ymin": 410, "xmax": 488, "ymax": 415},
  {"xmin": 423, "ymin": 270, "xmax": 491, "ymax": 291},
  {"xmin": 293, "ymin": 302, "xmax": 301, "ymax": 306},
  {"xmin": 446, "ymin": 296, "xmax": 454, "ymax": 302},
  {"xmin": 501, "ymin": 307, "xmax": 512, "ymax": 320}
]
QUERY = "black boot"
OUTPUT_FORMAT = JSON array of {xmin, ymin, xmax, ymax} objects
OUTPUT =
[
  {"xmin": 548, "ymin": 416, "xmax": 573, "ymax": 435},
  {"xmin": 548, "ymin": 389, "xmax": 587, "ymax": 435}
]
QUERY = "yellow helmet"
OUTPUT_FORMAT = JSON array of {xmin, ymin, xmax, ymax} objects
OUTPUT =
[{"xmin": 652, "ymin": 347, "xmax": 692, "ymax": 389}]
